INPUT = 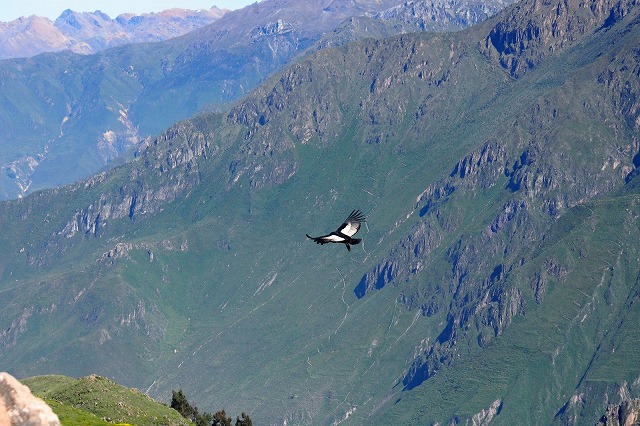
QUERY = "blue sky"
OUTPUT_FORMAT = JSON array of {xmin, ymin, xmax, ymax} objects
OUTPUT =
[{"xmin": 0, "ymin": 0, "xmax": 257, "ymax": 22}]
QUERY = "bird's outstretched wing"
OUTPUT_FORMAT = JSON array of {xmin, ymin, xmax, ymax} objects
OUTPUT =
[
  {"xmin": 335, "ymin": 209, "xmax": 366, "ymax": 237},
  {"xmin": 306, "ymin": 233, "xmax": 344, "ymax": 244}
]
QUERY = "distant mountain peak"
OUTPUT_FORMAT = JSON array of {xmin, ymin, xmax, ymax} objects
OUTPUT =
[
  {"xmin": 0, "ymin": 7, "xmax": 228, "ymax": 60},
  {"xmin": 57, "ymin": 9, "xmax": 74, "ymax": 18}
]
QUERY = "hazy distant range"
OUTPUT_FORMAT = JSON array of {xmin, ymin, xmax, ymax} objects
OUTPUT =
[{"xmin": 0, "ymin": 6, "xmax": 228, "ymax": 60}]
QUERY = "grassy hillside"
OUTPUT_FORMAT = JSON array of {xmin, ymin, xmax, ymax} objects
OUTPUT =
[{"xmin": 22, "ymin": 375, "xmax": 190, "ymax": 426}]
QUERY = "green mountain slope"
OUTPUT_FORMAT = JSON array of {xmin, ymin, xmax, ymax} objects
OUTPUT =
[
  {"xmin": 377, "ymin": 176, "xmax": 640, "ymax": 423},
  {"xmin": 0, "ymin": 0, "xmax": 639, "ymax": 423},
  {"xmin": 0, "ymin": 0, "xmax": 513, "ymax": 201},
  {"xmin": 22, "ymin": 374, "xmax": 190, "ymax": 425}
]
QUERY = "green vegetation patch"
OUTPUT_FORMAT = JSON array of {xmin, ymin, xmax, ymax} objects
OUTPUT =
[{"xmin": 22, "ymin": 375, "xmax": 189, "ymax": 426}]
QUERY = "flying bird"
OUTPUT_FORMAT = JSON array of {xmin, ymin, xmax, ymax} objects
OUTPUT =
[{"xmin": 306, "ymin": 210, "xmax": 366, "ymax": 251}]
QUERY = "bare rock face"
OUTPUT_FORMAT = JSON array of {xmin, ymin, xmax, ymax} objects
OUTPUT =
[
  {"xmin": 597, "ymin": 398, "xmax": 640, "ymax": 426},
  {"xmin": 0, "ymin": 397, "xmax": 9, "ymax": 426},
  {"xmin": 0, "ymin": 372, "xmax": 60, "ymax": 426},
  {"xmin": 480, "ymin": 0, "xmax": 638, "ymax": 77}
]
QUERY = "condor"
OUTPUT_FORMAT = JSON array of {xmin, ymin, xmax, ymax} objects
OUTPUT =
[{"xmin": 306, "ymin": 210, "xmax": 366, "ymax": 251}]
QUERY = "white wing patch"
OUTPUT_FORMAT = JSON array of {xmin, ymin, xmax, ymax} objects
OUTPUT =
[
  {"xmin": 340, "ymin": 222, "xmax": 360, "ymax": 237},
  {"xmin": 324, "ymin": 234, "xmax": 347, "ymax": 242}
]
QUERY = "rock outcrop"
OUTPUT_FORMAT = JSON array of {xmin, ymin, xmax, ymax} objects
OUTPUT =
[
  {"xmin": 57, "ymin": 119, "xmax": 218, "ymax": 240},
  {"xmin": 480, "ymin": 0, "xmax": 639, "ymax": 77},
  {"xmin": 0, "ymin": 372, "xmax": 60, "ymax": 426},
  {"xmin": 377, "ymin": 0, "xmax": 514, "ymax": 31},
  {"xmin": 597, "ymin": 399, "xmax": 640, "ymax": 425}
]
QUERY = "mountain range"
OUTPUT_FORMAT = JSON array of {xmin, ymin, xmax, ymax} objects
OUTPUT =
[
  {"xmin": 0, "ymin": 0, "xmax": 513, "ymax": 201},
  {"xmin": 0, "ymin": 0, "xmax": 639, "ymax": 424},
  {"xmin": 0, "ymin": 7, "xmax": 227, "ymax": 60}
]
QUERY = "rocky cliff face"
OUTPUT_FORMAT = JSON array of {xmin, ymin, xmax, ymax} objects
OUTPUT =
[
  {"xmin": 351, "ymin": 0, "xmax": 640, "ymax": 393},
  {"xmin": 58, "ymin": 117, "xmax": 220, "ymax": 233},
  {"xmin": 377, "ymin": 0, "xmax": 515, "ymax": 31},
  {"xmin": 480, "ymin": 0, "xmax": 640, "ymax": 77},
  {"xmin": 317, "ymin": 0, "xmax": 519, "ymax": 48},
  {"xmin": 597, "ymin": 26, "xmax": 640, "ymax": 134},
  {"xmin": 597, "ymin": 399, "xmax": 640, "ymax": 425},
  {"xmin": 7, "ymin": 115, "xmax": 226, "ymax": 271}
]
